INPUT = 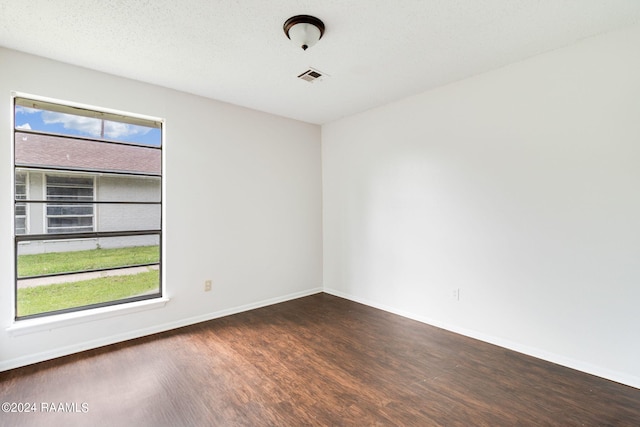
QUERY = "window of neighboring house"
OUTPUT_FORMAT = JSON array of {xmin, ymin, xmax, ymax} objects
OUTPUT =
[
  {"xmin": 13, "ymin": 95, "xmax": 163, "ymax": 320},
  {"xmin": 15, "ymin": 172, "xmax": 27, "ymax": 235},
  {"xmin": 46, "ymin": 175, "xmax": 94, "ymax": 234}
]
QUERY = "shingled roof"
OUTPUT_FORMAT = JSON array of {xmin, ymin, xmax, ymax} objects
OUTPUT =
[{"xmin": 15, "ymin": 132, "xmax": 161, "ymax": 175}]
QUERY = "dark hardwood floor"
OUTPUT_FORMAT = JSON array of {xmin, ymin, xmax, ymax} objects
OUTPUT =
[{"xmin": 1, "ymin": 293, "xmax": 639, "ymax": 426}]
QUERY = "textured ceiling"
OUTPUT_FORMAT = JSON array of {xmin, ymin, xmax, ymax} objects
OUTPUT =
[{"xmin": 1, "ymin": 1, "xmax": 640, "ymax": 124}]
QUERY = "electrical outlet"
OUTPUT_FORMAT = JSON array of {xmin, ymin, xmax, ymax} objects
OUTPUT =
[
  {"xmin": 452, "ymin": 288, "xmax": 460, "ymax": 301},
  {"xmin": 204, "ymin": 280, "xmax": 212, "ymax": 292}
]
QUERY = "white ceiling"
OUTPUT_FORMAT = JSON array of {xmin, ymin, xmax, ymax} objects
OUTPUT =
[{"xmin": 1, "ymin": 1, "xmax": 640, "ymax": 124}]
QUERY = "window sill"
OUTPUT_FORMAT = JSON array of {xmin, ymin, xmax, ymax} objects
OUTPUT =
[{"xmin": 6, "ymin": 297, "xmax": 170, "ymax": 337}]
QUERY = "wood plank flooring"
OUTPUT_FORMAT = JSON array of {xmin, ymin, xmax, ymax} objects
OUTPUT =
[{"xmin": 1, "ymin": 293, "xmax": 639, "ymax": 426}]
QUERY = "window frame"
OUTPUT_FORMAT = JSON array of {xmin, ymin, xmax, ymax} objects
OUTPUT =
[{"xmin": 12, "ymin": 93, "xmax": 165, "ymax": 321}]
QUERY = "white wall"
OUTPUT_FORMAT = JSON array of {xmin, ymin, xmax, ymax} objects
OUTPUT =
[
  {"xmin": 323, "ymin": 24, "xmax": 640, "ymax": 388},
  {"xmin": 0, "ymin": 48, "xmax": 322, "ymax": 369}
]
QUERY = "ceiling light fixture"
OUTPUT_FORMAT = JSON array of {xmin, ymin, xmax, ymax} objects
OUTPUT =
[{"xmin": 283, "ymin": 15, "xmax": 325, "ymax": 51}]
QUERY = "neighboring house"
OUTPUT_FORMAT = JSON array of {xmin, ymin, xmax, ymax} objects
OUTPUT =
[{"xmin": 15, "ymin": 131, "xmax": 161, "ymax": 255}]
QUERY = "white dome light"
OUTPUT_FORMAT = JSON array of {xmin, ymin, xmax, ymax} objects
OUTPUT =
[{"xmin": 283, "ymin": 15, "xmax": 325, "ymax": 51}]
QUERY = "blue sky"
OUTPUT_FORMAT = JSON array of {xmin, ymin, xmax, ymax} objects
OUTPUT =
[{"xmin": 15, "ymin": 106, "xmax": 161, "ymax": 146}]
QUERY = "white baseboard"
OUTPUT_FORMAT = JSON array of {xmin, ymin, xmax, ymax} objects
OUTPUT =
[
  {"xmin": 323, "ymin": 287, "xmax": 640, "ymax": 390},
  {"xmin": 0, "ymin": 287, "xmax": 323, "ymax": 372}
]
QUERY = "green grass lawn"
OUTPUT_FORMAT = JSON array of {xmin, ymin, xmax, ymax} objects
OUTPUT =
[
  {"xmin": 16, "ymin": 245, "xmax": 161, "ymax": 317},
  {"xmin": 18, "ymin": 245, "xmax": 159, "ymax": 277},
  {"xmin": 17, "ymin": 269, "xmax": 159, "ymax": 317}
]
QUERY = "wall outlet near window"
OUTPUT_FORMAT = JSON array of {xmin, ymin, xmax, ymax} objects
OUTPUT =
[
  {"xmin": 204, "ymin": 280, "xmax": 212, "ymax": 292},
  {"xmin": 452, "ymin": 288, "xmax": 460, "ymax": 301}
]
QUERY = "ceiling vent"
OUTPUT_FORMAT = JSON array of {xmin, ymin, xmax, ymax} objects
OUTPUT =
[{"xmin": 297, "ymin": 68, "xmax": 326, "ymax": 83}]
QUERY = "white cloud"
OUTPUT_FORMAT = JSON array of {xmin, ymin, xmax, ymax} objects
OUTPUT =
[
  {"xmin": 42, "ymin": 111, "xmax": 151, "ymax": 139},
  {"xmin": 104, "ymin": 121, "xmax": 151, "ymax": 139},
  {"xmin": 15, "ymin": 106, "xmax": 40, "ymax": 115},
  {"xmin": 16, "ymin": 123, "xmax": 32, "ymax": 130},
  {"xmin": 42, "ymin": 111, "xmax": 102, "ymax": 136}
]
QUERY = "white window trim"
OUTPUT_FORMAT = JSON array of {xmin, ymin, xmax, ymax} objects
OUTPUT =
[{"xmin": 6, "ymin": 297, "xmax": 170, "ymax": 337}]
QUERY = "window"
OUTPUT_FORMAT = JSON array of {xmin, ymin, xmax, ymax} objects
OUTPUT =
[
  {"xmin": 13, "ymin": 96, "xmax": 163, "ymax": 320},
  {"xmin": 46, "ymin": 175, "xmax": 94, "ymax": 234},
  {"xmin": 15, "ymin": 172, "xmax": 27, "ymax": 235}
]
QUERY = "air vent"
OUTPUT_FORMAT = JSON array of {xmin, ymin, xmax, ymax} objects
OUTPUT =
[{"xmin": 297, "ymin": 68, "xmax": 326, "ymax": 83}]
